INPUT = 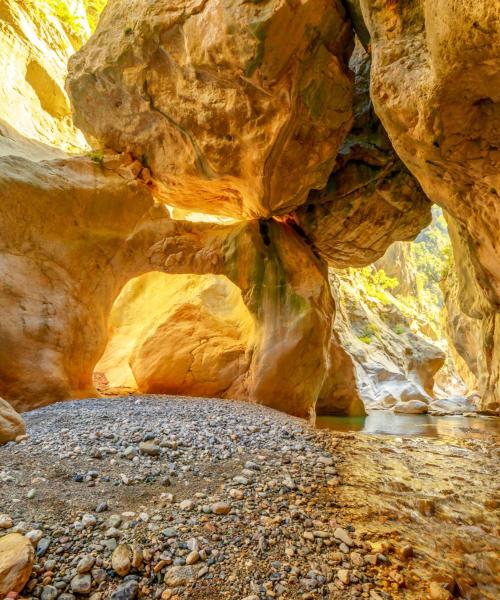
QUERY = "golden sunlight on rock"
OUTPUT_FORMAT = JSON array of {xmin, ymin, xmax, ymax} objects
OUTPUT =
[
  {"xmin": 0, "ymin": 1, "xmax": 498, "ymax": 597},
  {"xmin": 95, "ymin": 273, "xmax": 255, "ymax": 398}
]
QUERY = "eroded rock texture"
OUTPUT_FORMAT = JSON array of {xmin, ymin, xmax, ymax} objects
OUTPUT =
[
  {"xmin": 442, "ymin": 218, "xmax": 500, "ymax": 412},
  {"xmin": 67, "ymin": 0, "xmax": 353, "ymax": 218},
  {"xmin": 293, "ymin": 43, "xmax": 432, "ymax": 267},
  {"xmin": 0, "ymin": 397, "xmax": 25, "ymax": 445},
  {"xmin": 357, "ymin": 0, "xmax": 500, "ymax": 300},
  {"xmin": 356, "ymin": 0, "xmax": 500, "ymax": 408}
]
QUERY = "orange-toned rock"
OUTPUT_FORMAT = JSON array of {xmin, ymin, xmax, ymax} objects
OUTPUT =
[
  {"xmin": 0, "ymin": 128, "xmax": 332, "ymax": 418},
  {"xmin": 0, "ymin": 533, "xmax": 34, "ymax": 596},
  {"xmin": 0, "ymin": 397, "xmax": 25, "ymax": 445},
  {"xmin": 357, "ymin": 0, "xmax": 500, "ymax": 309},
  {"xmin": 293, "ymin": 43, "xmax": 431, "ymax": 267},
  {"xmin": 95, "ymin": 273, "xmax": 255, "ymax": 398},
  {"xmin": 67, "ymin": 0, "xmax": 353, "ymax": 218}
]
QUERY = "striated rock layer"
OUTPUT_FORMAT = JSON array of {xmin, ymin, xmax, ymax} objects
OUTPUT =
[{"xmin": 67, "ymin": 0, "xmax": 354, "ymax": 218}]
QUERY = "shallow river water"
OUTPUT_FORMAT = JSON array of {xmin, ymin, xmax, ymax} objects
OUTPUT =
[
  {"xmin": 316, "ymin": 412, "xmax": 500, "ymax": 440},
  {"xmin": 319, "ymin": 412, "xmax": 500, "ymax": 599}
]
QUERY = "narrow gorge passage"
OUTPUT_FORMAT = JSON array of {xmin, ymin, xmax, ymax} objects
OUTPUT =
[{"xmin": 0, "ymin": 1, "xmax": 498, "ymax": 600}]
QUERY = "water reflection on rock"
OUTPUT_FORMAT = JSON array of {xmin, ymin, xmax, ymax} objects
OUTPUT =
[
  {"xmin": 317, "ymin": 412, "xmax": 499, "ymax": 440},
  {"xmin": 321, "ymin": 413, "xmax": 500, "ymax": 599}
]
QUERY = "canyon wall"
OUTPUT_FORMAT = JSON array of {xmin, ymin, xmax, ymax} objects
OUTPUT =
[
  {"xmin": 355, "ymin": 0, "xmax": 500, "ymax": 410},
  {"xmin": 0, "ymin": 0, "xmax": 496, "ymax": 418}
]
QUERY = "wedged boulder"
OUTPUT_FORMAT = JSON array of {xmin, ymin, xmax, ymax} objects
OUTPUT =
[
  {"xmin": 393, "ymin": 400, "xmax": 428, "ymax": 415},
  {"xmin": 293, "ymin": 42, "xmax": 431, "ymax": 267},
  {"xmin": 0, "ymin": 397, "xmax": 25, "ymax": 444},
  {"xmin": 67, "ymin": 0, "xmax": 353, "ymax": 218},
  {"xmin": 0, "ymin": 127, "xmax": 333, "ymax": 418},
  {"xmin": 0, "ymin": 533, "xmax": 34, "ymax": 596}
]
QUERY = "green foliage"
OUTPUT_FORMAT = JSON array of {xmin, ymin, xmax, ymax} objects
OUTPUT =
[
  {"xmin": 84, "ymin": 0, "xmax": 107, "ymax": 32},
  {"xmin": 358, "ymin": 267, "xmax": 399, "ymax": 305},
  {"xmin": 412, "ymin": 206, "xmax": 451, "ymax": 309},
  {"xmin": 393, "ymin": 324, "xmax": 406, "ymax": 335},
  {"xmin": 357, "ymin": 322, "xmax": 381, "ymax": 344},
  {"xmin": 26, "ymin": 0, "xmax": 106, "ymax": 39},
  {"xmin": 88, "ymin": 150, "xmax": 104, "ymax": 165}
]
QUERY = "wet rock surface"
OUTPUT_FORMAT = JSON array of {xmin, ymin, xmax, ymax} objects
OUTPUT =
[
  {"xmin": 334, "ymin": 428, "xmax": 499, "ymax": 600},
  {"xmin": 1, "ymin": 397, "xmax": 498, "ymax": 599}
]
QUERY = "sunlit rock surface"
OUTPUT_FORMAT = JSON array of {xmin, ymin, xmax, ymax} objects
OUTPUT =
[
  {"xmin": 293, "ymin": 43, "xmax": 431, "ymax": 267},
  {"xmin": 0, "ymin": 125, "xmax": 332, "ymax": 417},
  {"xmin": 0, "ymin": 397, "xmax": 25, "ymax": 445},
  {"xmin": 67, "ymin": 0, "xmax": 353, "ymax": 218},
  {"xmin": 0, "ymin": 0, "xmax": 88, "ymax": 151},
  {"xmin": 443, "ymin": 218, "xmax": 500, "ymax": 412},
  {"xmin": 95, "ymin": 273, "xmax": 255, "ymax": 398},
  {"xmin": 328, "ymin": 270, "xmax": 445, "ymax": 412},
  {"xmin": 0, "ymin": 533, "xmax": 34, "ymax": 595}
]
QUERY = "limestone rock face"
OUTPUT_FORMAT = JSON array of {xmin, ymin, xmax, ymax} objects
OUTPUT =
[
  {"xmin": 0, "ymin": 128, "xmax": 332, "ymax": 418},
  {"xmin": 316, "ymin": 329, "xmax": 366, "ymax": 417},
  {"xmin": 0, "ymin": 0, "xmax": 88, "ymax": 151},
  {"xmin": 0, "ymin": 397, "xmax": 25, "ymax": 444},
  {"xmin": 375, "ymin": 243, "xmax": 418, "ymax": 298},
  {"xmin": 357, "ymin": 0, "xmax": 500, "ymax": 305},
  {"xmin": 293, "ymin": 43, "xmax": 431, "ymax": 267},
  {"xmin": 67, "ymin": 0, "xmax": 354, "ymax": 218},
  {"xmin": 442, "ymin": 218, "xmax": 500, "ymax": 412},
  {"xmin": 0, "ymin": 533, "xmax": 34, "ymax": 596},
  {"xmin": 325, "ymin": 270, "xmax": 445, "ymax": 412}
]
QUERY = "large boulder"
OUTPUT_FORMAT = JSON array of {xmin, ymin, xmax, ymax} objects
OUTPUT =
[
  {"xmin": 0, "ymin": 533, "xmax": 34, "ymax": 596},
  {"xmin": 95, "ymin": 273, "xmax": 255, "ymax": 398},
  {"xmin": 0, "ymin": 397, "xmax": 25, "ymax": 444},
  {"xmin": 293, "ymin": 42, "xmax": 431, "ymax": 267},
  {"xmin": 67, "ymin": 0, "xmax": 353, "ymax": 218}
]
